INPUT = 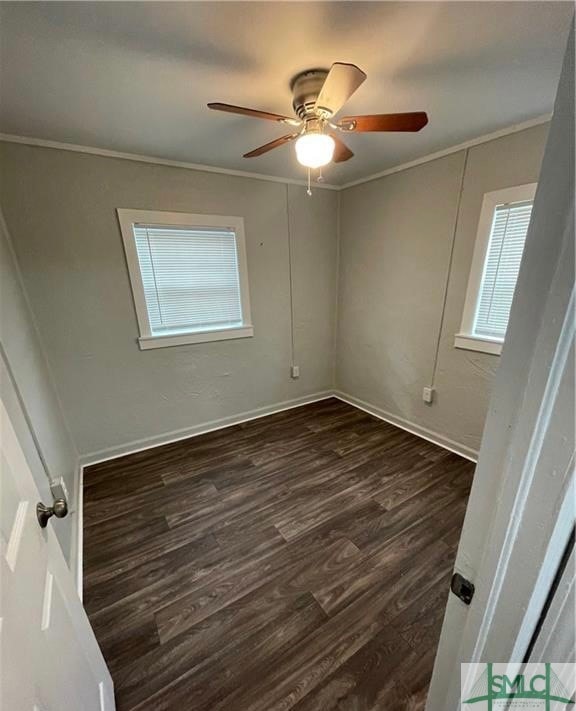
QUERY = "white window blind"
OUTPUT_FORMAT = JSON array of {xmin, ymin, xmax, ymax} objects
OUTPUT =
[
  {"xmin": 133, "ymin": 224, "xmax": 244, "ymax": 336},
  {"xmin": 473, "ymin": 200, "xmax": 533, "ymax": 340}
]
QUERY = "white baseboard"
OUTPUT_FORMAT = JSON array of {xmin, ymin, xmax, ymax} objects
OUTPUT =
[
  {"xmin": 80, "ymin": 391, "xmax": 335, "ymax": 468},
  {"xmin": 333, "ymin": 391, "xmax": 478, "ymax": 462},
  {"xmin": 80, "ymin": 387, "xmax": 478, "ymax": 471},
  {"xmin": 73, "ymin": 389, "xmax": 475, "ymax": 595}
]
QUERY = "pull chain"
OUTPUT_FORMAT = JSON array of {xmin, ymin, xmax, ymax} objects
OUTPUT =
[{"xmin": 307, "ymin": 168, "xmax": 312, "ymax": 197}]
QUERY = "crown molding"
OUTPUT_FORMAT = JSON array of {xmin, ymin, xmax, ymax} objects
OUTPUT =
[
  {"xmin": 0, "ymin": 113, "xmax": 551, "ymax": 193},
  {"xmin": 0, "ymin": 133, "xmax": 339, "ymax": 191},
  {"xmin": 339, "ymin": 114, "xmax": 552, "ymax": 189}
]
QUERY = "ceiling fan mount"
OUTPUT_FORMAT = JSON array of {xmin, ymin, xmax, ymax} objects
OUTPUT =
[
  {"xmin": 290, "ymin": 68, "xmax": 331, "ymax": 120},
  {"xmin": 208, "ymin": 62, "xmax": 428, "ymax": 171}
]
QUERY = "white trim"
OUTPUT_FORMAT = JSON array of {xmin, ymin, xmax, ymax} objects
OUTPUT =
[
  {"xmin": 79, "ymin": 390, "xmax": 478, "ymax": 469},
  {"xmin": 333, "ymin": 391, "xmax": 478, "ymax": 462},
  {"xmin": 138, "ymin": 326, "xmax": 254, "ymax": 350},
  {"xmin": 513, "ymin": 469, "xmax": 575, "ymax": 660},
  {"xmin": 457, "ymin": 182, "xmax": 537, "ymax": 350},
  {"xmin": 454, "ymin": 333, "xmax": 502, "ymax": 355},
  {"xmin": 40, "ymin": 571, "xmax": 54, "ymax": 631},
  {"xmin": 76, "ymin": 387, "xmax": 478, "ymax": 475},
  {"xmin": 5, "ymin": 501, "xmax": 28, "ymax": 572},
  {"xmin": 98, "ymin": 681, "xmax": 106, "ymax": 711},
  {"xmin": 471, "ymin": 283, "xmax": 575, "ymax": 662},
  {"xmin": 0, "ymin": 133, "xmax": 339, "ymax": 190},
  {"xmin": 74, "ymin": 462, "xmax": 84, "ymax": 601},
  {"xmin": 340, "ymin": 115, "xmax": 551, "ymax": 189},
  {"xmin": 0, "ymin": 115, "xmax": 550, "ymax": 193},
  {"xmin": 526, "ymin": 496, "xmax": 575, "ymax": 662},
  {"xmin": 80, "ymin": 391, "xmax": 334, "ymax": 467},
  {"xmin": 66, "ymin": 459, "xmax": 84, "ymax": 600},
  {"xmin": 117, "ymin": 209, "xmax": 253, "ymax": 349},
  {"xmin": 426, "ymin": 29, "xmax": 574, "ymax": 703}
]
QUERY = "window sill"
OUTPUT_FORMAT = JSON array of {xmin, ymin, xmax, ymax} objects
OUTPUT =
[
  {"xmin": 454, "ymin": 333, "xmax": 503, "ymax": 355},
  {"xmin": 138, "ymin": 325, "xmax": 254, "ymax": 350}
]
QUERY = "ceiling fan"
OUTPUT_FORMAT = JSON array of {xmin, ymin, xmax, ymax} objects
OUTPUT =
[{"xmin": 208, "ymin": 62, "xmax": 428, "ymax": 173}]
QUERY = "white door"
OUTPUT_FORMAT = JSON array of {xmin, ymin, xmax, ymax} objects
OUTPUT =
[
  {"xmin": 0, "ymin": 396, "xmax": 115, "ymax": 711},
  {"xmin": 527, "ymin": 533, "xmax": 575, "ymax": 664},
  {"xmin": 426, "ymin": 27, "xmax": 575, "ymax": 710}
]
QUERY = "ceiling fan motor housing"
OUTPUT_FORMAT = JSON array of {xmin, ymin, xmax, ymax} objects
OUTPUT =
[{"xmin": 290, "ymin": 69, "xmax": 331, "ymax": 120}]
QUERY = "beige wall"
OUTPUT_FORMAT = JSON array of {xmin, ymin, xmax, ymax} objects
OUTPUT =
[
  {"xmin": 0, "ymin": 144, "xmax": 338, "ymax": 458},
  {"xmin": 1, "ymin": 212, "xmax": 78, "ymax": 562},
  {"xmin": 337, "ymin": 123, "xmax": 549, "ymax": 457},
  {"xmin": 0, "ymin": 122, "xmax": 548, "ymax": 468}
]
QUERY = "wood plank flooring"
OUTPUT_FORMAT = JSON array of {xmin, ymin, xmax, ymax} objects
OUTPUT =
[{"xmin": 83, "ymin": 398, "xmax": 474, "ymax": 711}]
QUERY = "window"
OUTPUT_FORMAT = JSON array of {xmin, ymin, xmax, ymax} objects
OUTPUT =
[
  {"xmin": 117, "ymin": 209, "xmax": 253, "ymax": 349},
  {"xmin": 455, "ymin": 183, "xmax": 536, "ymax": 355}
]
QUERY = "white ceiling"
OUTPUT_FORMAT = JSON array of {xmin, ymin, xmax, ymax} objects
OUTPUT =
[{"xmin": 0, "ymin": 2, "xmax": 572, "ymax": 185}]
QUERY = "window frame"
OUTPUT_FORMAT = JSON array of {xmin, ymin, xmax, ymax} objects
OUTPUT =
[
  {"xmin": 117, "ymin": 208, "xmax": 253, "ymax": 350},
  {"xmin": 455, "ymin": 183, "xmax": 537, "ymax": 356}
]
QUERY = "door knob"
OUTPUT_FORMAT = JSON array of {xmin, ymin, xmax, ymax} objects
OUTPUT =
[{"xmin": 37, "ymin": 498, "xmax": 68, "ymax": 529}]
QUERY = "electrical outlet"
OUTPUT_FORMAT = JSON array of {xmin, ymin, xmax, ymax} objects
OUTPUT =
[
  {"xmin": 422, "ymin": 386, "xmax": 435, "ymax": 404},
  {"xmin": 291, "ymin": 365, "xmax": 300, "ymax": 379}
]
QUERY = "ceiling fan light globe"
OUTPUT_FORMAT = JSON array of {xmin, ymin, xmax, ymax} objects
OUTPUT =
[{"xmin": 295, "ymin": 133, "xmax": 335, "ymax": 169}]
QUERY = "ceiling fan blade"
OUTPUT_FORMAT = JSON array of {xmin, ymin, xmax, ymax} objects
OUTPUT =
[
  {"xmin": 331, "ymin": 135, "xmax": 354, "ymax": 163},
  {"xmin": 315, "ymin": 63, "xmax": 367, "ymax": 116},
  {"xmin": 208, "ymin": 102, "xmax": 300, "ymax": 126},
  {"xmin": 337, "ymin": 112, "xmax": 428, "ymax": 132},
  {"xmin": 243, "ymin": 133, "xmax": 299, "ymax": 158}
]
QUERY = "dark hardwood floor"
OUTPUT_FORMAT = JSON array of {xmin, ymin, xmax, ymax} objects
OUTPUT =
[{"xmin": 83, "ymin": 398, "xmax": 474, "ymax": 711}]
